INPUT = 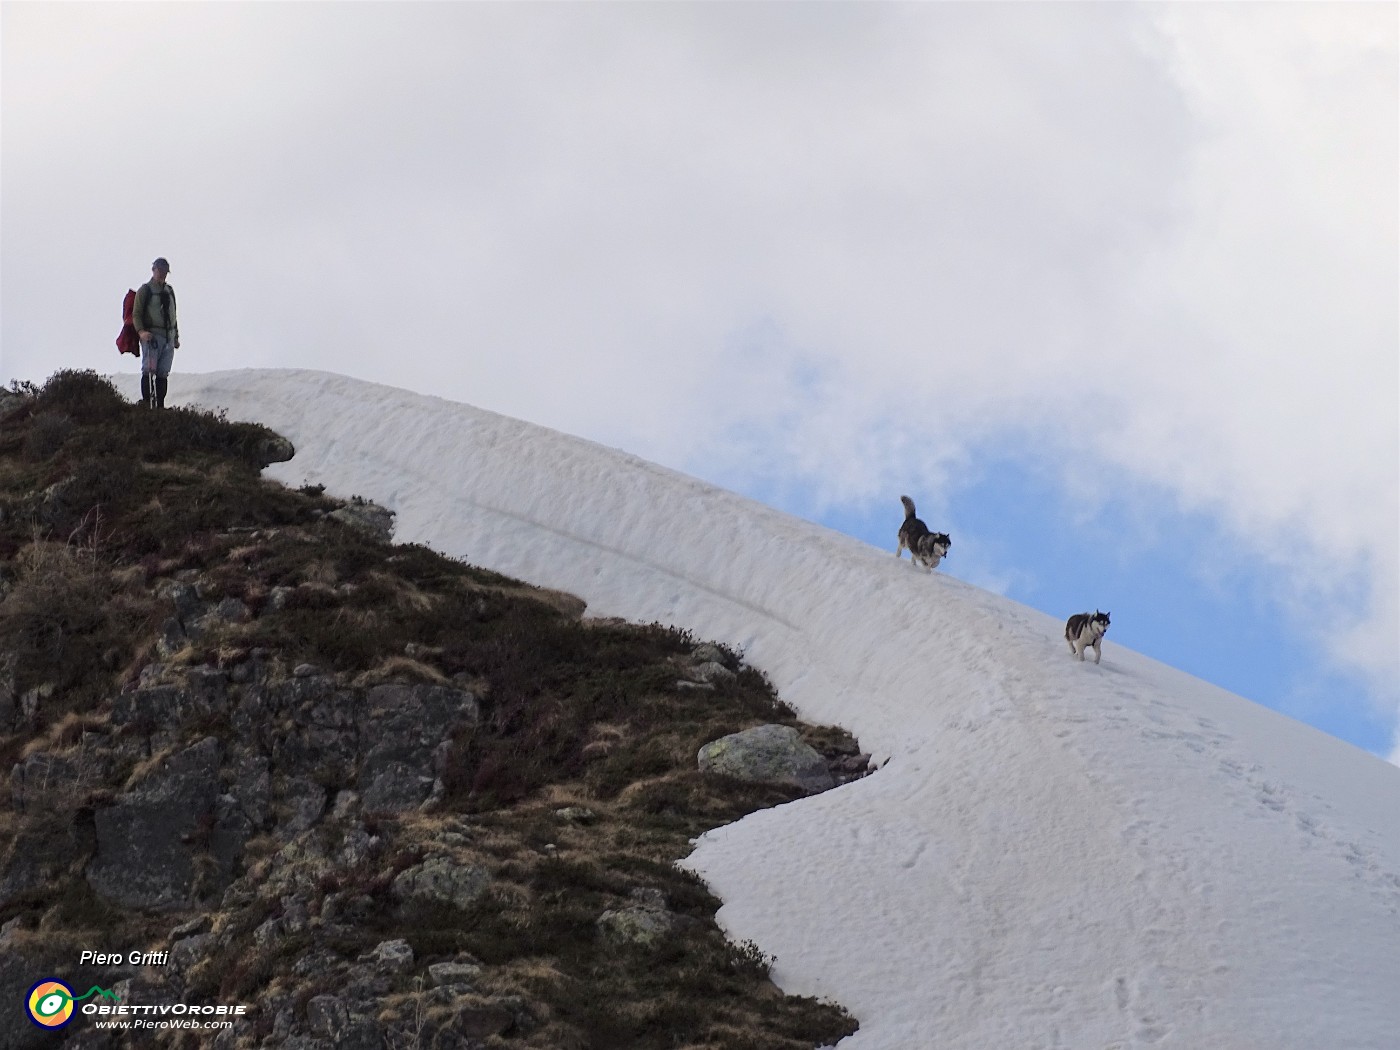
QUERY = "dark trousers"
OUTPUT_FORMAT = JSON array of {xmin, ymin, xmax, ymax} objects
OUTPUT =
[{"xmin": 140, "ymin": 374, "xmax": 169, "ymax": 409}]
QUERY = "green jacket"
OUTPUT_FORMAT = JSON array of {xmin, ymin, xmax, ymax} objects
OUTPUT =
[{"xmin": 134, "ymin": 281, "xmax": 179, "ymax": 342}]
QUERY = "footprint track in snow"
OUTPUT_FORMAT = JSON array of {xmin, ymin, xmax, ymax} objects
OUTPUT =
[
  {"xmin": 1110, "ymin": 975, "xmax": 1174, "ymax": 1046},
  {"xmin": 1215, "ymin": 756, "xmax": 1400, "ymax": 905}
]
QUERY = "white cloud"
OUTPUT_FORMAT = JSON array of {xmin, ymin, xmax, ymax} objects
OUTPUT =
[
  {"xmin": 1098, "ymin": 5, "xmax": 1398, "ymax": 700},
  {"xmin": 2, "ymin": 3, "xmax": 1395, "ymax": 718}
]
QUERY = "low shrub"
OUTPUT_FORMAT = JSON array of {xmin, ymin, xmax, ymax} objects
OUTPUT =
[
  {"xmin": 0, "ymin": 542, "xmax": 119, "ymax": 696},
  {"xmin": 22, "ymin": 411, "xmax": 73, "ymax": 460},
  {"xmin": 34, "ymin": 370, "xmax": 125, "ymax": 424}
]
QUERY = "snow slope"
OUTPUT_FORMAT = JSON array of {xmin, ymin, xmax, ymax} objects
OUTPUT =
[{"xmin": 131, "ymin": 370, "xmax": 1400, "ymax": 1049}]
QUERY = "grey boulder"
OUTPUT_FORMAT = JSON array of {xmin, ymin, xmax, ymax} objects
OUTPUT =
[{"xmin": 697, "ymin": 724, "xmax": 834, "ymax": 794}]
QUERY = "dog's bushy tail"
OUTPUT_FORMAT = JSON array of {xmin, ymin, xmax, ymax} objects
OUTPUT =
[{"xmin": 900, "ymin": 495, "xmax": 917, "ymax": 520}]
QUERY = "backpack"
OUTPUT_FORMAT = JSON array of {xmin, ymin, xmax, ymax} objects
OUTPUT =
[{"xmin": 116, "ymin": 289, "xmax": 139, "ymax": 356}]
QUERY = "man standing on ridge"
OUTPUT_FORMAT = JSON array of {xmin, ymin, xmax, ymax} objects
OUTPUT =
[{"xmin": 135, "ymin": 257, "xmax": 179, "ymax": 408}]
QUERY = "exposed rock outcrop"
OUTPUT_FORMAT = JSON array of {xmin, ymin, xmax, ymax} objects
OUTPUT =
[
  {"xmin": 255, "ymin": 434, "xmax": 296, "ymax": 467},
  {"xmin": 391, "ymin": 854, "xmax": 491, "ymax": 911},
  {"xmin": 597, "ymin": 887, "xmax": 683, "ymax": 948},
  {"xmin": 698, "ymin": 723, "xmax": 836, "ymax": 794},
  {"xmin": 327, "ymin": 498, "xmax": 394, "ymax": 542},
  {"xmin": 84, "ymin": 737, "xmax": 244, "ymax": 910}
]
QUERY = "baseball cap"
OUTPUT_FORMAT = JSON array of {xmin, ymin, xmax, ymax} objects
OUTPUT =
[{"xmin": 152, "ymin": 257, "xmax": 171, "ymax": 272}]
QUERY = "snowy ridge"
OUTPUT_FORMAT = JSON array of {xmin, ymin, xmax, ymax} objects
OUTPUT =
[{"xmin": 131, "ymin": 370, "xmax": 1400, "ymax": 1049}]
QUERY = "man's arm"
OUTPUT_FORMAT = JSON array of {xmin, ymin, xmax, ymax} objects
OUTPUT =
[{"xmin": 134, "ymin": 284, "xmax": 151, "ymax": 340}]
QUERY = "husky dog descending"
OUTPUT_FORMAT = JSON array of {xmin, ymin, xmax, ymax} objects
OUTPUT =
[
  {"xmin": 1065, "ymin": 610, "xmax": 1111, "ymax": 664},
  {"xmin": 896, "ymin": 496, "xmax": 951, "ymax": 571}
]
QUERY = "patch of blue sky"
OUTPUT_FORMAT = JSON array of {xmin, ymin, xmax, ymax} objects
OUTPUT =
[{"xmin": 714, "ymin": 444, "xmax": 1393, "ymax": 759}]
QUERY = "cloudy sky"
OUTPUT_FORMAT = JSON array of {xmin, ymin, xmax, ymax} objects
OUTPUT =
[{"xmin": 3, "ymin": 3, "xmax": 1396, "ymax": 758}]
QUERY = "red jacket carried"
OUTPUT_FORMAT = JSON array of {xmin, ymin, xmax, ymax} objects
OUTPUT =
[{"xmin": 116, "ymin": 289, "xmax": 139, "ymax": 356}]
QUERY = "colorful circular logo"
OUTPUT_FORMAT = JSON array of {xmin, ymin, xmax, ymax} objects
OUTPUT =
[{"xmin": 27, "ymin": 979, "xmax": 75, "ymax": 1028}]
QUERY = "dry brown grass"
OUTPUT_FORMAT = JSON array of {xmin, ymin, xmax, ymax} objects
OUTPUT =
[
  {"xmin": 294, "ymin": 580, "xmax": 341, "ymax": 604},
  {"xmin": 462, "ymin": 578, "xmax": 587, "ymax": 620},
  {"xmin": 364, "ymin": 570, "xmax": 441, "ymax": 615},
  {"xmin": 122, "ymin": 743, "xmax": 182, "ymax": 791},
  {"xmin": 0, "ymin": 539, "xmax": 115, "ymax": 699},
  {"xmin": 301, "ymin": 559, "xmax": 341, "ymax": 586},
  {"xmin": 20, "ymin": 711, "xmax": 110, "ymax": 757}
]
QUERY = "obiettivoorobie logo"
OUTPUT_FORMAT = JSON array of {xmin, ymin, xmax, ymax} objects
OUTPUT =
[{"xmin": 26, "ymin": 979, "xmax": 119, "ymax": 1029}]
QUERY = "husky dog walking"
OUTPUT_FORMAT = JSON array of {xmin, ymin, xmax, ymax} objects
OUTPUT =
[
  {"xmin": 896, "ymin": 496, "xmax": 951, "ymax": 571},
  {"xmin": 1065, "ymin": 610, "xmax": 1111, "ymax": 664}
]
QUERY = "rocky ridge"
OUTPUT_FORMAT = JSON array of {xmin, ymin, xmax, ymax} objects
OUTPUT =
[{"xmin": 0, "ymin": 372, "xmax": 862, "ymax": 1050}]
